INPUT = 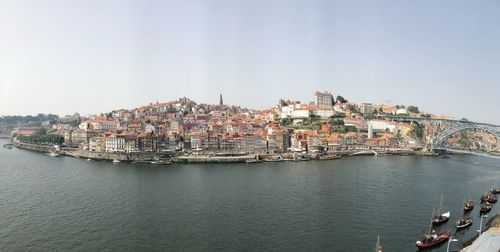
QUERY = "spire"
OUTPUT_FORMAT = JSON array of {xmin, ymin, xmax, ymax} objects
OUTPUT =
[{"xmin": 219, "ymin": 94, "xmax": 223, "ymax": 106}]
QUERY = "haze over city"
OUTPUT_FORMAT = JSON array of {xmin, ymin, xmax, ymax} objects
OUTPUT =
[{"xmin": 1, "ymin": 0, "xmax": 499, "ymax": 124}]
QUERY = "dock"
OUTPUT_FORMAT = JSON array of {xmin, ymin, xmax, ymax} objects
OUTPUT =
[{"xmin": 462, "ymin": 214, "xmax": 500, "ymax": 252}]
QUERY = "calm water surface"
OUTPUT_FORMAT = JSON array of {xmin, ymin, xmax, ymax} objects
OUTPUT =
[{"xmin": 1, "ymin": 139, "xmax": 500, "ymax": 251}]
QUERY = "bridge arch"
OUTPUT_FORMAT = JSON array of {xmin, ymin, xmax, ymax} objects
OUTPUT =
[{"xmin": 432, "ymin": 122, "xmax": 499, "ymax": 150}]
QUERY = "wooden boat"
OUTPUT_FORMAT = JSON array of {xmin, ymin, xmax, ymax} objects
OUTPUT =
[
  {"xmin": 246, "ymin": 159, "xmax": 262, "ymax": 163},
  {"xmin": 480, "ymin": 202, "xmax": 493, "ymax": 213},
  {"xmin": 47, "ymin": 152, "xmax": 60, "ymax": 157},
  {"xmin": 150, "ymin": 160, "xmax": 171, "ymax": 165},
  {"xmin": 491, "ymin": 187, "xmax": 500, "ymax": 194},
  {"xmin": 480, "ymin": 193, "xmax": 497, "ymax": 203},
  {"xmin": 319, "ymin": 154, "xmax": 342, "ymax": 160},
  {"xmin": 432, "ymin": 194, "xmax": 450, "ymax": 225},
  {"xmin": 464, "ymin": 200, "xmax": 474, "ymax": 212},
  {"xmin": 456, "ymin": 216, "xmax": 473, "ymax": 230},
  {"xmin": 416, "ymin": 209, "xmax": 450, "ymax": 248},
  {"xmin": 464, "ymin": 192, "xmax": 474, "ymax": 212},
  {"xmin": 264, "ymin": 156, "xmax": 284, "ymax": 162},
  {"xmin": 415, "ymin": 231, "xmax": 450, "ymax": 248}
]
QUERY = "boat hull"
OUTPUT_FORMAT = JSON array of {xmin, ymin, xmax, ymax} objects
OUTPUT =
[
  {"xmin": 415, "ymin": 231, "xmax": 450, "ymax": 248},
  {"xmin": 456, "ymin": 218, "xmax": 473, "ymax": 230}
]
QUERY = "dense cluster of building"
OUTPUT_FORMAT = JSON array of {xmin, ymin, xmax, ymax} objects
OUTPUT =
[{"xmin": 12, "ymin": 91, "xmax": 461, "ymax": 155}]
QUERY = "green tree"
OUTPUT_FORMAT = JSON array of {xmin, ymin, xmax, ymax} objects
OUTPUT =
[
  {"xmin": 407, "ymin": 106, "xmax": 419, "ymax": 113},
  {"xmin": 336, "ymin": 95, "xmax": 348, "ymax": 103},
  {"xmin": 36, "ymin": 127, "xmax": 47, "ymax": 136}
]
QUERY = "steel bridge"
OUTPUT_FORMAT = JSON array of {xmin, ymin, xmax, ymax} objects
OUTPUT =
[
  {"xmin": 375, "ymin": 116, "xmax": 500, "ymax": 151},
  {"xmin": 431, "ymin": 121, "xmax": 499, "ymax": 150}
]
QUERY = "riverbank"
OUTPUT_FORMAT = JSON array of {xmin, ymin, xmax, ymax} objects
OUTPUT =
[
  {"xmin": 462, "ymin": 214, "xmax": 500, "ymax": 251},
  {"xmin": 8, "ymin": 139, "xmax": 463, "ymax": 164}
]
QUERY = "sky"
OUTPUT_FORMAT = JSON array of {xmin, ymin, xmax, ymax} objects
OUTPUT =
[{"xmin": 1, "ymin": 0, "xmax": 499, "ymax": 124}]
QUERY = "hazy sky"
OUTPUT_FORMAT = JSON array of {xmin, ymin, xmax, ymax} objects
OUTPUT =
[{"xmin": 1, "ymin": 0, "xmax": 499, "ymax": 124}]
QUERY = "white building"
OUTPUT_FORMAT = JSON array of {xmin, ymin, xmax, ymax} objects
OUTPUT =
[
  {"xmin": 367, "ymin": 119, "xmax": 404, "ymax": 138},
  {"xmin": 106, "ymin": 136, "xmax": 125, "ymax": 152}
]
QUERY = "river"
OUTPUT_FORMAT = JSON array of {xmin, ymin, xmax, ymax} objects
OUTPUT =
[{"xmin": 1, "ymin": 139, "xmax": 500, "ymax": 251}]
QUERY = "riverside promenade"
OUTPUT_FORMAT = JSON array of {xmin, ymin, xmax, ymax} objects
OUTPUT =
[{"xmin": 462, "ymin": 214, "xmax": 500, "ymax": 252}]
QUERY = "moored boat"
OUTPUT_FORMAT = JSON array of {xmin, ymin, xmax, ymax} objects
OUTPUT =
[
  {"xmin": 264, "ymin": 156, "xmax": 284, "ymax": 162},
  {"xmin": 416, "ymin": 209, "xmax": 450, "ymax": 249},
  {"xmin": 480, "ymin": 193, "xmax": 497, "ymax": 203},
  {"xmin": 150, "ymin": 160, "xmax": 171, "ymax": 165},
  {"xmin": 464, "ymin": 200, "xmax": 474, "ymax": 212},
  {"xmin": 480, "ymin": 202, "xmax": 493, "ymax": 213},
  {"xmin": 415, "ymin": 230, "xmax": 450, "ymax": 248},
  {"xmin": 432, "ymin": 211, "xmax": 450, "ymax": 225},
  {"xmin": 246, "ymin": 159, "xmax": 262, "ymax": 163},
  {"xmin": 491, "ymin": 187, "xmax": 500, "ymax": 194},
  {"xmin": 47, "ymin": 152, "xmax": 59, "ymax": 157},
  {"xmin": 456, "ymin": 216, "xmax": 473, "ymax": 230},
  {"xmin": 112, "ymin": 159, "xmax": 120, "ymax": 163},
  {"xmin": 432, "ymin": 194, "xmax": 450, "ymax": 225},
  {"xmin": 464, "ymin": 192, "xmax": 474, "ymax": 212},
  {"xmin": 319, "ymin": 154, "xmax": 342, "ymax": 160}
]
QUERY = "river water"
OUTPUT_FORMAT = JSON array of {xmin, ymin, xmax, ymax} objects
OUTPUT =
[{"xmin": 1, "ymin": 139, "xmax": 500, "ymax": 251}]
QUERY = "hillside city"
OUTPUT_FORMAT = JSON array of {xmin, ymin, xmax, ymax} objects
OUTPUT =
[{"xmin": 1, "ymin": 91, "xmax": 497, "ymax": 160}]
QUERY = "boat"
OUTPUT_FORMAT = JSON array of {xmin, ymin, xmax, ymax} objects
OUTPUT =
[
  {"xmin": 432, "ymin": 194, "xmax": 450, "ymax": 225},
  {"xmin": 246, "ymin": 159, "xmax": 262, "ymax": 163},
  {"xmin": 47, "ymin": 152, "xmax": 59, "ymax": 157},
  {"xmin": 464, "ymin": 199, "xmax": 474, "ymax": 212},
  {"xmin": 112, "ymin": 159, "xmax": 120, "ymax": 163},
  {"xmin": 480, "ymin": 202, "xmax": 493, "ymax": 213},
  {"xmin": 264, "ymin": 156, "xmax": 284, "ymax": 162},
  {"xmin": 375, "ymin": 235, "xmax": 383, "ymax": 252},
  {"xmin": 464, "ymin": 192, "xmax": 474, "ymax": 212},
  {"xmin": 490, "ymin": 186, "xmax": 500, "ymax": 194},
  {"xmin": 416, "ymin": 209, "xmax": 450, "ymax": 248},
  {"xmin": 86, "ymin": 158, "xmax": 91, "ymax": 161},
  {"xmin": 319, "ymin": 154, "xmax": 342, "ymax": 160},
  {"xmin": 415, "ymin": 230, "xmax": 450, "ymax": 248},
  {"xmin": 440, "ymin": 154, "xmax": 450, "ymax": 159},
  {"xmin": 480, "ymin": 193, "xmax": 497, "ymax": 203},
  {"xmin": 456, "ymin": 216, "xmax": 473, "ymax": 230},
  {"xmin": 150, "ymin": 160, "xmax": 171, "ymax": 165}
]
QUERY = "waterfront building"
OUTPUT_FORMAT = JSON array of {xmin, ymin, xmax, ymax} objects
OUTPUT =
[
  {"xmin": 89, "ymin": 136, "xmax": 106, "ymax": 152},
  {"xmin": 367, "ymin": 119, "xmax": 403, "ymax": 138},
  {"xmin": 105, "ymin": 136, "xmax": 125, "ymax": 152}
]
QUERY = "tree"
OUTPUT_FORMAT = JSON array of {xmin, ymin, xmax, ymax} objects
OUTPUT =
[
  {"xmin": 315, "ymin": 146, "xmax": 325, "ymax": 153},
  {"xmin": 407, "ymin": 106, "xmax": 419, "ymax": 113},
  {"xmin": 280, "ymin": 118, "xmax": 292, "ymax": 126},
  {"xmin": 331, "ymin": 119, "xmax": 344, "ymax": 126},
  {"xmin": 336, "ymin": 95, "xmax": 348, "ymax": 103},
  {"xmin": 36, "ymin": 127, "xmax": 47, "ymax": 136}
]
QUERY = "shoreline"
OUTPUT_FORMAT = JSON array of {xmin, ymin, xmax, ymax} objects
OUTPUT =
[
  {"xmin": 461, "ymin": 213, "xmax": 500, "ymax": 251},
  {"xmin": 7, "ymin": 139, "xmax": 448, "ymax": 163}
]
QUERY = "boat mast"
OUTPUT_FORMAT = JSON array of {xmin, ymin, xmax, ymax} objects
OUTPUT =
[
  {"xmin": 437, "ymin": 194, "xmax": 443, "ymax": 215},
  {"xmin": 461, "ymin": 197, "xmax": 465, "ymax": 218},
  {"xmin": 428, "ymin": 208, "xmax": 435, "ymax": 235},
  {"xmin": 375, "ymin": 235, "xmax": 380, "ymax": 252}
]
